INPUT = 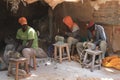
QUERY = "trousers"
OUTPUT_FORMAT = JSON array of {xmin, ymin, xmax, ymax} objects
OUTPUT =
[
  {"xmin": 76, "ymin": 40, "xmax": 107, "ymax": 59},
  {"xmin": 22, "ymin": 48, "xmax": 47, "ymax": 64},
  {"xmin": 67, "ymin": 37, "xmax": 78, "ymax": 52}
]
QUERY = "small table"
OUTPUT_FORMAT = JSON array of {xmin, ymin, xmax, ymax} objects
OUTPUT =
[
  {"xmin": 8, "ymin": 57, "xmax": 30, "ymax": 80},
  {"xmin": 53, "ymin": 43, "xmax": 71, "ymax": 63},
  {"xmin": 82, "ymin": 49, "xmax": 102, "ymax": 72}
]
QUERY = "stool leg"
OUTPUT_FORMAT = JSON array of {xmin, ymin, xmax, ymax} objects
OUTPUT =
[
  {"xmin": 54, "ymin": 46, "xmax": 57, "ymax": 61},
  {"xmin": 25, "ymin": 61, "xmax": 29, "ymax": 73},
  {"xmin": 33, "ymin": 56, "xmax": 36, "ymax": 70},
  {"xmin": 59, "ymin": 47, "xmax": 62, "ymax": 63},
  {"xmin": 8, "ymin": 62, "xmax": 12, "ymax": 76},
  {"xmin": 29, "ymin": 57, "xmax": 31, "ymax": 72},
  {"xmin": 91, "ymin": 55, "xmax": 95, "ymax": 72},
  {"xmin": 62, "ymin": 47, "xmax": 64, "ymax": 55},
  {"xmin": 66, "ymin": 46, "xmax": 71, "ymax": 61},
  {"xmin": 98, "ymin": 54, "xmax": 102, "ymax": 70},
  {"xmin": 82, "ymin": 52, "xmax": 88, "ymax": 68},
  {"xmin": 15, "ymin": 62, "xmax": 19, "ymax": 80}
]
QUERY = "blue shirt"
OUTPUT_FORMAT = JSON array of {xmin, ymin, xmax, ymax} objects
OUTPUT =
[{"xmin": 87, "ymin": 24, "xmax": 106, "ymax": 45}]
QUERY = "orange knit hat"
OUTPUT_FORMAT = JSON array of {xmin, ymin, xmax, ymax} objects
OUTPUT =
[
  {"xmin": 18, "ymin": 17, "xmax": 27, "ymax": 25},
  {"xmin": 63, "ymin": 16, "xmax": 74, "ymax": 30}
]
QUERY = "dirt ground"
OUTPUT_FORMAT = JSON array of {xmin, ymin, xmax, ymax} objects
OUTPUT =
[{"xmin": 0, "ymin": 58, "xmax": 120, "ymax": 80}]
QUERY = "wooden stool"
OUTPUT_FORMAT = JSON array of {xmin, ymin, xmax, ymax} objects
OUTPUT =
[
  {"xmin": 53, "ymin": 43, "xmax": 71, "ymax": 63},
  {"xmin": 8, "ymin": 57, "xmax": 30, "ymax": 80},
  {"xmin": 82, "ymin": 49, "xmax": 102, "ymax": 72},
  {"xmin": 30, "ymin": 54, "xmax": 37, "ymax": 70}
]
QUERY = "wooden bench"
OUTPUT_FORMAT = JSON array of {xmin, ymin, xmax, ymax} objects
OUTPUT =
[
  {"xmin": 82, "ymin": 49, "xmax": 102, "ymax": 72},
  {"xmin": 53, "ymin": 43, "xmax": 71, "ymax": 63},
  {"xmin": 8, "ymin": 57, "xmax": 30, "ymax": 80}
]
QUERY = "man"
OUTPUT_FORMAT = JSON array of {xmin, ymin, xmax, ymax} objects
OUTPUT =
[
  {"xmin": 63, "ymin": 16, "xmax": 81, "ymax": 52},
  {"xmin": 16, "ymin": 17, "xmax": 47, "ymax": 67},
  {"xmin": 3, "ymin": 35, "xmax": 16, "ymax": 66},
  {"xmin": 76, "ymin": 21, "xmax": 107, "ymax": 60}
]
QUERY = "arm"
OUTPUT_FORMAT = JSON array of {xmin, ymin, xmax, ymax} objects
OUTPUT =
[
  {"xmin": 94, "ymin": 25, "xmax": 106, "ymax": 45},
  {"xmin": 26, "ymin": 39, "xmax": 33, "ymax": 48},
  {"xmin": 65, "ymin": 23, "xmax": 79, "ymax": 37},
  {"xmin": 65, "ymin": 32, "xmax": 73, "ymax": 37},
  {"xmin": 99, "ymin": 27, "xmax": 106, "ymax": 41},
  {"xmin": 87, "ymin": 30, "xmax": 93, "ymax": 42},
  {"xmin": 15, "ymin": 39, "xmax": 23, "ymax": 51},
  {"xmin": 27, "ymin": 28, "xmax": 36, "ymax": 48},
  {"xmin": 16, "ymin": 39, "xmax": 34, "ymax": 51}
]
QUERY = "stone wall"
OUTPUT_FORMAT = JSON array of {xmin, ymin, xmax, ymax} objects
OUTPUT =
[
  {"xmin": 93, "ymin": 1, "xmax": 120, "ymax": 25},
  {"xmin": 1, "ymin": 0, "xmax": 120, "ymax": 52},
  {"xmin": 53, "ymin": 0, "xmax": 120, "ymax": 52}
]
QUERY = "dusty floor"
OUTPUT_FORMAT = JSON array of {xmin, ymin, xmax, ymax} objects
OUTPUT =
[{"xmin": 0, "ymin": 58, "xmax": 120, "ymax": 80}]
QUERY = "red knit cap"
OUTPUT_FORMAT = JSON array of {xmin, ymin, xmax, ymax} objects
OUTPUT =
[
  {"xmin": 18, "ymin": 17, "xmax": 27, "ymax": 25},
  {"xmin": 86, "ymin": 21, "xmax": 94, "ymax": 29}
]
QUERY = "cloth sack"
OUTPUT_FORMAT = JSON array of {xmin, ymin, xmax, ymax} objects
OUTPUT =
[
  {"xmin": 102, "ymin": 55, "xmax": 120, "ymax": 70},
  {"xmin": 35, "ymin": 48, "xmax": 47, "ymax": 58},
  {"xmin": 0, "ymin": 57, "xmax": 7, "ymax": 70}
]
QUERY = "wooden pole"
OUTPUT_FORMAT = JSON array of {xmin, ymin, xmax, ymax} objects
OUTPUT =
[{"xmin": 48, "ymin": 7, "xmax": 53, "ymax": 40}]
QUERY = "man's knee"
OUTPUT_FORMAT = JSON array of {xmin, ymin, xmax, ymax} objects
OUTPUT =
[
  {"xmin": 100, "ymin": 41, "xmax": 107, "ymax": 48},
  {"xmin": 22, "ymin": 48, "xmax": 31, "ymax": 56},
  {"xmin": 67, "ymin": 37, "xmax": 73, "ymax": 41},
  {"xmin": 76, "ymin": 42, "xmax": 83, "ymax": 48}
]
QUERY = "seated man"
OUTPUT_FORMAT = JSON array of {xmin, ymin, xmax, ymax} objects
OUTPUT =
[
  {"xmin": 63, "ymin": 16, "xmax": 81, "ymax": 52},
  {"xmin": 16, "ymin": 17, "xmax": 47, "ymax": 68},
  {"xmin": 76, "ymin": 21, "xmax": 107, "ymax": 60}
]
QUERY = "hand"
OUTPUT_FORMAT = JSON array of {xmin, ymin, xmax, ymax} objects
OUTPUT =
[
  {"xmin": 90, "ymin": 39, "xmax": 93, "ymax": 42},
  {"xmin": 65, "ymin": 32, "xmax": 67, "ymax": 35},
  {"xmin": 95, "ymin": 46, "xmax": 99, "ymax": 50}
]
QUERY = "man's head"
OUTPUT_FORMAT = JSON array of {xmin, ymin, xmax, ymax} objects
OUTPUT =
[
  {"xmin": 18, "ymin": 17, "xmax": 28, "ymax": 32},
  {"xmin": 86, "ymin": 21, "xmax": 95, "ymax": 31}
]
